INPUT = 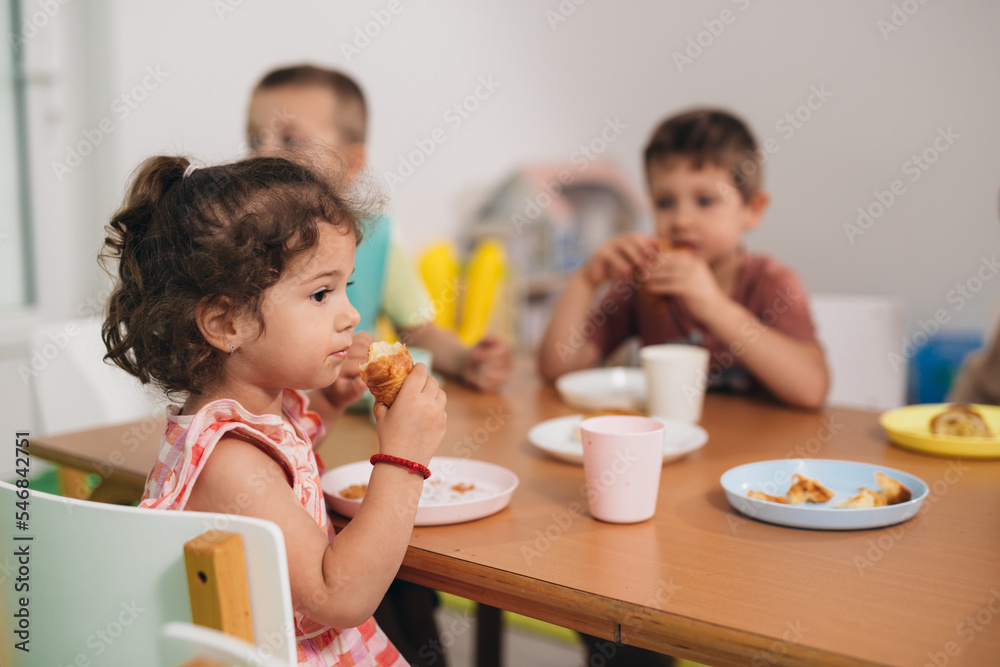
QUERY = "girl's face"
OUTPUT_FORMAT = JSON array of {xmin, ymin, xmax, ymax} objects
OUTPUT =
[{"xmin": 231, "ymin": 222, "xmax": 360, "ymax": 392}]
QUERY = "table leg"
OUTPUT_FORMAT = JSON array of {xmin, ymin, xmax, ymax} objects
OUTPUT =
[
  {"xmin": 88, "ymin": 479, "xmax": 142, "ymax": 505},
  {"xmin": 475, "ymin": 603, "xmax": 503, "ymax": 667},
  {"xmin": 57, "ymin": 466, "xmax": 94, "ymax": 500}
]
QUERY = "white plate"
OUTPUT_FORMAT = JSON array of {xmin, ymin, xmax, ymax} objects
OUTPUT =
[
  {"xmin": 528, "ymin": 414, "xmax": 708, "ymax": 464},
  {"xmin": 720, "ymin": 459, "xmax": 928, "ymax": 531},
  {"xmin": 322, "ymin": 457, "xmax": 519, "ymax": 526},
  {"xmin": 555, "ymin": 367, "xmax": 646, "ymax": 411}
]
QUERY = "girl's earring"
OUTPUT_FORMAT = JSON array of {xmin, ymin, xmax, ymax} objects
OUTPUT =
[{"xmin": 229, "ymin": 344, "xmax": 236, "ymax": 356}]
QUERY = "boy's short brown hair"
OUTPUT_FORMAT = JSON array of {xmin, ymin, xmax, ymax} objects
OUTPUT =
[
  {"xmin": 644, "ymin": 108, "xmax": 762, "ymax": 201},
  {"xmin": 254, "ymin": 64, "xmax": 368, "ymax": 144}
]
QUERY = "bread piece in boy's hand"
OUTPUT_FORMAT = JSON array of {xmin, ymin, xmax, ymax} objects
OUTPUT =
[
  {"xmin": 929, "ymin": 404, "xmax": 993, "ymax": 437},
  {"xmin": 360, "ymin": 341, "xmax": 414, "ymax": 406}
]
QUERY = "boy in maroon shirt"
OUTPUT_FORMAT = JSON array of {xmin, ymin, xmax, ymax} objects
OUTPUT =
[{"xmin": 540, "ymin": 108, "xmax": 828, "ymax": 409}]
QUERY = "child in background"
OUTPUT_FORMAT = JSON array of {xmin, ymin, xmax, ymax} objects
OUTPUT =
[
  {"xmin": 247, "ymin": 65, "xmax": 511, "ymax": 396},
  {"xmin": 539, "ymin": 108, "xmax": 828, "ymax": 410},
  {"xmin": 247, "ymin": 65, "xmax": 469, "ymax": 667},
  {"xmin": 102, "ymin": 155, "xmax": 447, "ymax": 666},
  {"xmin": 948, "ymin": 191, "xmax": 1000, "ymax": 405}
]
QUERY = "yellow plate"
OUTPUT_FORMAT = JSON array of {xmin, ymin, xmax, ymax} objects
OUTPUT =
[{"xmin": 880, "ymin": 403, "xmax": 1000, "ymax": 459}]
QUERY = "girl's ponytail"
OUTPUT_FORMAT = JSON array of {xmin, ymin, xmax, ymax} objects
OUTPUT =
[{"xmin": 101, "ymin": 156, "xmax": 190, "ymax": 385}]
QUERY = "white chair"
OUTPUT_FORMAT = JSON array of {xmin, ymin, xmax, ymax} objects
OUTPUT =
[
  {"xmin": 27, "ymin": 317, "xmax": 163, "ymax": 436},
  {"xmin": 0, "ymin": 481, "xmax": 296, "ymax": 667},
  {"xmin": 809, "ymin": 294, "xmax": 907, "ymax": 411}
]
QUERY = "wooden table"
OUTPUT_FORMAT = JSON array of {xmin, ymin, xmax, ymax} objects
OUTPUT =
[{"xmin": 32, "ymin": 361, "xmax": 1000, "ymax": 666}]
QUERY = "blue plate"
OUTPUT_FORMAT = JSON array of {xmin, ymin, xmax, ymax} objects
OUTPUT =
[{"xmin": 720, "ymin": 459, "xmax": 928, "ymax": 530}]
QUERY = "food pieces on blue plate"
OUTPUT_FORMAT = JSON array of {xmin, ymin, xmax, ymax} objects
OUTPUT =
[
  {"xmin": 360, "ymin": 341, "xmax": 414, "ymax": 406},
  {"xmin": 835, "ymin": 487, "xmax": 887, "ymax": 508},
  {"xmin": 787, "ymin": 474, "xmax": 835, "ymax": 504},
  {"xmin": 929, "ymin": 404, "xmax": 993, "ymax": 437},
  {"xmin": 874, "ymin": 470, "xmax": 912, "ymax": 504},
  {"xmin": 747, "ymin": 490, "xmax": 788, "ymax": 504},
  {"xmin": 339, "ymin": 483, "xmax": 368, "ymax": 500},
  {"xmin": 746, "ymin": 470, "xmax": 911, "ymax": 508}
]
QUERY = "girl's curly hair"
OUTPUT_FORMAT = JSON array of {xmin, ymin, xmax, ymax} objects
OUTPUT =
[{"xmin": 101, "ymin": 155, "xmax": 366, "ymax": 398}]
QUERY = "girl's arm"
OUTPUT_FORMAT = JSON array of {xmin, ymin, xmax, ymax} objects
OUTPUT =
[
  {"xmin": 187, "ymin": 439, "xmax": 423, "ymax": 628},
  {"xmin": 187, "ymin": 365, "xmax": 447, "ymax": 629}
]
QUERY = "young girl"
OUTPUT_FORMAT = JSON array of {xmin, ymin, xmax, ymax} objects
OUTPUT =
[{"xmin": 101, "ymin": 155, "xmax": 447, "ymax": 666}]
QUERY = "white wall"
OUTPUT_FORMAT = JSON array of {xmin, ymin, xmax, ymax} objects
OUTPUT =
[
  {"xmin": 4, "ymin": 0, "xmax": 1000, "ymax": 429},
  {"xmin": 94, "ymin": 0, "xmax": 1000, "ymax": 332}
]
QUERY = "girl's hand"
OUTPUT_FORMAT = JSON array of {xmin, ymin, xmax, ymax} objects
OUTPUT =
[
  {"xmin": 462, "ymin": 335, "xmax": 512, "ymax": 392},
  {"xmin": 372, "ymin": 364, "xmax": 446, "ymax": 467},
  {"xmin": 322, "ymin": 332, "xmax": 374, "ymax": 412},
  {"xmin": 641, "ymin": 250, "xmax": 727, "ymax": 321},
  {"xmin": 582, "ymin": 232, "xmax": 660, "ymax": 287}
]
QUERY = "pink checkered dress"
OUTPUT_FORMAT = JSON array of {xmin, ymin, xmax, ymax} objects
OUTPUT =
[{"xmin": 140, "ymin": 389, "xmax": 407, "ymax": 667}]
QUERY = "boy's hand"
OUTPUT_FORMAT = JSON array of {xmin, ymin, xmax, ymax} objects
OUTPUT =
[
  {"xmin": 322, "ymin": 331, "xmax": 374, "ymax": 411},
  {"xmin": 582, "ymin": 232, "xmax": 661, "ymax": 287},
  {"xmin": 373, "ymin": 364, "xmax": 447, "ymax": 467},
  {"xmin": 462, "ymin": 334, "xmax": 512, "ymax": 392},
  {"xmin": 641, "ymin": 249, "xmax": 727, "ymax": 320}
]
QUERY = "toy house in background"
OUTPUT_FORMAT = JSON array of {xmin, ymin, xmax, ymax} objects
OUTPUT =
[{"xmin": 462, "ymin": 162, "xmax": 648, "ymax": 351}]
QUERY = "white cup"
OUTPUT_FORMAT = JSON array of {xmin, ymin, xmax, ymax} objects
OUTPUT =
[{"xmin": 640, "ymin": 344, "xmax": 710, "ymax": 423}]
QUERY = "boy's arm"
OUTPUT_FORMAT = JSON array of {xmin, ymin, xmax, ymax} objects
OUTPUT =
[
  {"xmin": 398, "ymin": 323, "xmax": 512, "ymax": 392},
  {"xmin": 538, "ymin": 270, "xmax": 604, "ymax": 380},
  {"xmin": 539, "ymin": 232, "xmax": 661, "ymax": 380},
  {"xmin": 695, "ymin": 297, "xmax": 829, "ymax": 410}
]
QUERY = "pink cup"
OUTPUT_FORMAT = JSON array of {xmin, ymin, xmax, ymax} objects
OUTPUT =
[{"xmin": 580, "ymin": 415, "xmax": 665, "ymax": 523}]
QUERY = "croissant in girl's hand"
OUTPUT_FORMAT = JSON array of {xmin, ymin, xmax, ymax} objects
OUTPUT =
[{"xmin": 359, "ymin": 341, "xmax": 414, "ymax": 406}]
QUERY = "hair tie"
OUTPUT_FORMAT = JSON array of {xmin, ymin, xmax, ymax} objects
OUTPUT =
[{"xmin": 183, "ymin": 164, "xmax": 199, "ymax": 179}]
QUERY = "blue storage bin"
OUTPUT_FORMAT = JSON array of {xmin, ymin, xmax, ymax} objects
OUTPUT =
[{"xmin": 907, "ymin": 329, "xmax": 984, "ymax": 404}]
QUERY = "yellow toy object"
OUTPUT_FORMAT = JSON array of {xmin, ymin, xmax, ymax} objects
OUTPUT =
[
  {"xmin": 458, "ymin": 239, "xmax": 506, "ymax": 345},
  {"xmin": 419, "ymin": 241, "xmax": 460, "ymax": 331}
]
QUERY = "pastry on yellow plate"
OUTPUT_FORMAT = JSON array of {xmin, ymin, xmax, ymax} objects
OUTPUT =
[{"xmin": 929, "ymin": 404, "xmax": 993, "ymax": 438}]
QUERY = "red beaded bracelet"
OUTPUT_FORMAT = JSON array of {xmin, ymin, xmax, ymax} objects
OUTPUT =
[{"xmin": 370, "ymin": 454, "xmax": 431, "ymax": 480}]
